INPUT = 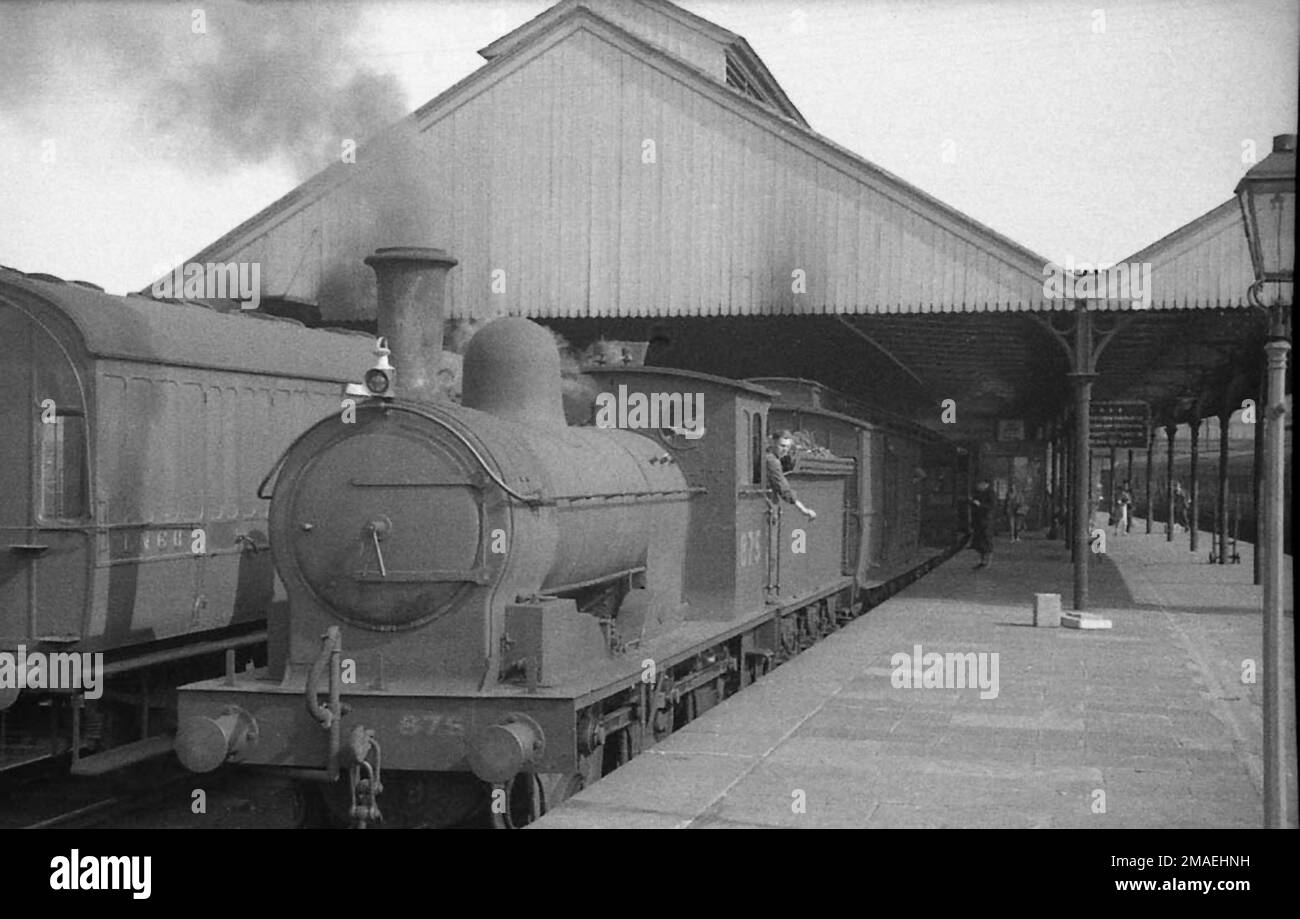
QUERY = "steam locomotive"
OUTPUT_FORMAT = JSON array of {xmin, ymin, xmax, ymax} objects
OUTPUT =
[
  {"xmin": 173, "ymin": 247, "xmax": 965, "ymax": 827},
  {"xmin": 0, "ymin": 266, "xmax": 374, "ymax": 774}
]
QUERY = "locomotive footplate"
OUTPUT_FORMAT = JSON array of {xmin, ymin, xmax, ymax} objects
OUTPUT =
[
  {"xmin": 175, "ymin": 670, "xmax": 582, "ymax": 777},
  {"xmin": 176, "ymin": 576, "xmax": 861, "ymax": 781}
]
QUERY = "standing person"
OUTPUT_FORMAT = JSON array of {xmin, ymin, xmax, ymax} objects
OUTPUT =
[
  {"xmin": 1172, "ymin": 480, "xmax": 1189, "ymax": 532},
  {"xmin": 765, "ymin": 430, "xmax": 817, "ymax": 520},
  {"xmin": 1006, "ymin": 484, "xmax": 1029, "ymax": 542},
  {"xmin": 953, "ymin": 489, "xmax": 972, "ymax": 548},
  {"xmin": 968, "ymin": 479, "xmax": 996, "ymax": 569},
  {"xmin": 1114, "ymin": 480, "xmax": 1133, "ymax": 536}
]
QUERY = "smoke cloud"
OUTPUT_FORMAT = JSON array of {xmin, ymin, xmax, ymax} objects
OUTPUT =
[
  {"xmin": 0, "ymin": 1, "xmax": 408, "ymax": 180},
  {"xmin": 314, "ymin": 115, "xmax": 450, "ymax": 319}
]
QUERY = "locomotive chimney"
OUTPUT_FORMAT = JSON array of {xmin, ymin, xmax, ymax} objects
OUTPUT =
[{"xmin": 363, "ymin": 246, "xmax": 457, "ymax": 401}]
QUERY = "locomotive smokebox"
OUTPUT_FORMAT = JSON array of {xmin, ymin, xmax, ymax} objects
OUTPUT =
[
  {"xmin": 363, "ymin": 246, "xmax": 457, "ymax": 401},
  {"xmin": 462, "ymin": 318, "xmax": 566, "ymax": 427}
]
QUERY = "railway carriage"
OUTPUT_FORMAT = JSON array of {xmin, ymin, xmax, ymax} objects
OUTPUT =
[{"xmin": 0, "ymin": 268, "xmax": 373, "ymax": 773}]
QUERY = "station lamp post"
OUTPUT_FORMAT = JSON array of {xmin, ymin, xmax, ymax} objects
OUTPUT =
[{"xmin": 1234, "ymin": 132, "xmax": 1295, "ymax": 828}]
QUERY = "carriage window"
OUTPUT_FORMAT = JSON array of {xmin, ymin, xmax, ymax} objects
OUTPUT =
[
  {"xmin": 750, "ymin": 412, "xmax": 764, "ymax": 484},
  {"xmin": 39, "ymin": 411, "xmax": 88, "ymax": 519}
]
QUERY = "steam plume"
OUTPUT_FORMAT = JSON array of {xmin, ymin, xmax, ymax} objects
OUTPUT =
[{"xmin": 0, "ymin": 1, "xmax": 408, "ymax": 180}]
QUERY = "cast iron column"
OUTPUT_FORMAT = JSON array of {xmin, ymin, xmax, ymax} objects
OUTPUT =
[
  {"xmin": 1189, "ymin": 414, "xmax": 1200, "ymax": 553},
  {"xmin": 1108, "ymin": 446, "xmax": 1117, "ymax": 522},
  {"xmin": 1164, "ymin": 423, "xmax": 1176, "ymax": 541},
  {"xmin": 1064, "ymin": 424, "xmax": 1074, "ymax": 550},
  {"xmin": 1253, "ymin": 376, "xmax": 1265, "ymax": 584},
  {"xmin": 1217, "ymin": 408, "xmax": 1230, "ymax": 564},
  {"xmin": 1048, "ymin": 422, "xmax": 1060, "ymax": 540},
  {"xmin": 1261, "ymin": 326, "xmax": 1291, "ymax": 827},
  {"xmin": 1070, "ymin": 303, "xmax": 1095, "ymax": 611},
  {"xmin": 1145, "ymin": 427, "xmax": 1154, "ymax": 534}
]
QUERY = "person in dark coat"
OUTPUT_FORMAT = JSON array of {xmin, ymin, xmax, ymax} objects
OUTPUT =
[{"xmin": 968, "ymin": 479, "xmax": 996, "ymax": 569}]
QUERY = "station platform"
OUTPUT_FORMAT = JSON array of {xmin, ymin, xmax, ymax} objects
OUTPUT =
[{"xmin": 530, "ymin": 517, "xmax": 1295, "ymax": 828}]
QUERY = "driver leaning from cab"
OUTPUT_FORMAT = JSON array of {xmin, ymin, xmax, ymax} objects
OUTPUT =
[{"xmin": 765, "ymin": 430, "xmax": 816, "ymax": 519}]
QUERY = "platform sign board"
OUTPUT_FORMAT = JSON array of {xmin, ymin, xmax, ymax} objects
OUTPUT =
[
  {"xmin": 1089, "ymin": 401, "xmax": 1149, "ymax": 448},
  {"xmin": 997, "ymin": 419, "xmax": 1025, "ymax": 442}
]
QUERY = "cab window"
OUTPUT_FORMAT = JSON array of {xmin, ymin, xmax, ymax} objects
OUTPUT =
[{"xmin": 39, "ymin": 410, "xmax": 88, "ymax": 519}]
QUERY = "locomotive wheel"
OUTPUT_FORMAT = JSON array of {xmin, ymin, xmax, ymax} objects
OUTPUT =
[
  {"xmin": 498, "ymin": 773, "xmax": 545, "ymax": 828},
  {"xmin": 548, "ymin": 770, "xmax": 587, "ymax": 804},
  {"xmin": 291, "ymin": 781, "xmax": 348, "ymax": 829},
  {"xmin": 386, "ymin": 771, "xmax": 484, "ymax": 828},
  {"xmin": 499, "ymin": 770, "xmax": 586, "ymax": 828},
  {"xmin": 778, "ymin": 618, "xmax": 798, "ymax": 659},
  {"xmin": 819, "ymin": 602, "xmax": 837, "ymax": 636},
  {"xmin": 602, "ymin": 727, "xmax": 632, "ymax": 773},
  {"xmin": 652, "ymin": 701, "xmax": 676, "ymax": 742},
  {"xmin": 690, "ymin": 684, "xmax": 720, "ymax": 719},
  {"xmin": 800, "ymin": 611, "xmax": 815, "ymax": 648},
  {"xmin": 652, "ymin": 675, "xmax": 677, "ymax": 742}
]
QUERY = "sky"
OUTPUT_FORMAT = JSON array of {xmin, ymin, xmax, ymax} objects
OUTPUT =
[{"xmin": 0, "ymin": 0, "xmax": 1296, "ymax": 295}]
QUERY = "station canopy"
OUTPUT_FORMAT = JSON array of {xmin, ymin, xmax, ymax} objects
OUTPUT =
[
  {"xmin": 156, "ymin": 0, "xmax": 1286, "ymax": 436},
  {"xmin": 556, "ymin": 197, "xmax": 1281, "ymax": 437}
]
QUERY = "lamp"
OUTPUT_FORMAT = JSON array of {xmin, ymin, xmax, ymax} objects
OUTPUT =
[{"xmin": 1234, "ymin": 132, "xmax": 1294, "ymax": 828}]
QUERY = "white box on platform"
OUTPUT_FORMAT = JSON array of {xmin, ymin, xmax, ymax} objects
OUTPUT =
[{"xmin": 1033, "ymin": 593, "xmax": 1061, "ymax": 627}]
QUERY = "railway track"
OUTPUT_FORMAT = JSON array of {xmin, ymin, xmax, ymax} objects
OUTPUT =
[
  {"xmin": 3, "ymin": 751, "xmax": 283, "ymax": 829},
  {"xmin": 3, "ymin": 754, "xmax": 185, "ymax": 829}
]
